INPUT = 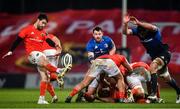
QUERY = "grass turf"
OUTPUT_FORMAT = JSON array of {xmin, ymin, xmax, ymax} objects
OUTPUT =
[{"xmin": 0, "ymin": 88, "xmax": 180, "ymax": 108}]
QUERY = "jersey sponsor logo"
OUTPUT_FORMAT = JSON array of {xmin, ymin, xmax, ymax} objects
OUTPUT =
[
  {"xmin": 140, "ymin": 38, "xmax": 153, "ymax": 43},
  {"xmin": 29, "ymin": 38, "xmax": 43, "ymax": 42}
]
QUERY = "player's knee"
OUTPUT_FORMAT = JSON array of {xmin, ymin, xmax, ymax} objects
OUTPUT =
[
  {"xmin": 39, "ymin": 58, "xmax": 49, "ymax": 67},
  {"xmin": 41, "ymin": 76, "xmax": 48, "ymax": 82},
  {"xmin": 163, "ymin": 76, "xmax": 171, "ymax": 82},
  {"xmin": 38, "ymin": 69, "xmax": 49, "ymax": 81},
  {"xmin": 149, "ymin": 63, "xmax": 158, "ymax": 74}
]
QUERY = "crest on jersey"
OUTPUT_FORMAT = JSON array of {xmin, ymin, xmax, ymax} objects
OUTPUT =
[
  {"xmin": 104, "ymin": 44, "xmax": 108, "ymax": 48},
  {"xmin": 41, "ymin": 33, "xmax": 45, "ymax": 37},
  {"xmin": 95, "ymin": 45, "xmax": 98, "ymax": 49}
]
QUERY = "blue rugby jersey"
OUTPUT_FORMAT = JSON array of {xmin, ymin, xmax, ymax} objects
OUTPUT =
[
  {"xmin": 132, "ymin": 27, "xmax": 168, "ymax": 58},
  {"xmin": 86, "ymin": 36, "xmax": 114, "ymax": 59}
]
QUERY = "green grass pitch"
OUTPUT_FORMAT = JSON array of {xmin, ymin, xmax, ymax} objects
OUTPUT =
[{"xmin": 0, "ymin": 88, "xmax": 180, "ymax": 108}]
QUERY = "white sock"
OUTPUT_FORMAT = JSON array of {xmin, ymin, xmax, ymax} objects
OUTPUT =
[
  {"xmin": 39, "ymin": 96, "xmax": 45, "ymax": 100},
  {"xmin": 53, "ymin": 95, "xmax": 57, "ymax": 99}
]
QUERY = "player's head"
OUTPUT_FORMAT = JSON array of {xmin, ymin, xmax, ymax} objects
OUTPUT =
[
  {"xmin": 92, "ymin": 26, "xmax": 103, "ymax": 42},
  {"xmin": 84, "ymin": 93, "xmax": 96, "ymax": 102},
  {"xmin": 137, "ymin": 26, "xmax": 149, "ymax": 37},
  {"xmin": 98, "ymin": 87, "xmax": 111, "ymax": 98},
  {"xmin": 35, "ymin": 13, "xmax": 48, "ymax": 30}
]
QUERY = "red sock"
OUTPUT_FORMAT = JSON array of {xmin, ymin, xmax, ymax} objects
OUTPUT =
[
  {"xmin": 45, "ymin": 64, "xmax": 58, "ymax": 73},
  {"xmin": 40, "ymin": 81, "xmax": 47, "ymax": 96},
  {"xmin": 50, "ymin": 73, "xmax": 58, "ymax": 81},
  {"xmin": 70, "ymin": 88, "xmax": 79, "ymax": 97},
  {"xmin": 47, "ymin": 83, "xmax": 55, "ymax": 97},
  {"xmin": 118, "ymin": 91, "xmax": 125, "ymax": 99}
]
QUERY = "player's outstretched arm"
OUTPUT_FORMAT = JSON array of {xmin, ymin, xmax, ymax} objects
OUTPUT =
[
  {"xmin": 130, "ymin": 16, "xmax": 158, "ymax": 31},
  {"xmin": 2, "ymin": 36, "xmax": 23, "ymax": 59}
]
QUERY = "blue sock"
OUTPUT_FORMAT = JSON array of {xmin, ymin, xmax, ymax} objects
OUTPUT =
[{"xmin": 151, "ymin": 73, "xmax": 158, "ymax": 95}]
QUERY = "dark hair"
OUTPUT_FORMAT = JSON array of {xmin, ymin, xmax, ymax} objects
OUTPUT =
[
  {"xmin": 37, "ymin": 13, "xmax": 48, "ymax": 22},
  {"xmin": 137, "ymin": 26, "xmax": 146, "ymax": 32},
  {"xmin": 93, "ymin": 26, "xmax": 102, "ymax": 33}
]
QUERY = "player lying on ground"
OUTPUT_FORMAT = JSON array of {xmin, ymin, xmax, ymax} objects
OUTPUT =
[
  {"xmin": 83, "ymin": 73, "xmax": 120, "ymax": 103},
  {"xmin": 123, "ymin": 15, "xmax": 180, "ymax": 103},
  {"xmin": 65, "ymin": 54, "xmax": 133, "ymax": 103}
]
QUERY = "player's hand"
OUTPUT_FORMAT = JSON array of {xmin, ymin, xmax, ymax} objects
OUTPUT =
[
  {"xmin": 123, "ymin": 15, "xmax": 130, "ymax": 24},
  {"xmin": 2, "ymin": 51, "xmax": 13, "ymax": 59},
  {"xmin": 130, "ymin": 16, "xmax": 139, "ymax": 25}
]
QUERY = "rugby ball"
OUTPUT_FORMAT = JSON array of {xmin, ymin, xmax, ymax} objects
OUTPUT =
[{"xmin": 61, "ymin": 53, "xmax": 73, "ymax": 67}]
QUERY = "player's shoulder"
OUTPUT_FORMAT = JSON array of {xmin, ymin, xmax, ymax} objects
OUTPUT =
[
  {"xmin": 102, "ymin": 36, "xmax": 112, "ymax": 40},
  {"xmin": 47, "ymin": 34, "xmax": 55, "ymax": 39},
  {"xmin": 21, "ymin": 25, "xmax": 34, "ymax": 32},
  {"xmin": 87, "ymin": 38, "xmax": 95, "ymax": 44},
  {"xmin": 155, "ymin": 28, "xmax": 161, "ymax": 34},
  {"xmin": 86, "ymin": 38, "xmax": 95, "ymax": 48},
  {"xmin": 25, "ymin": 25, "xmax": 34, "ymax": 30}
]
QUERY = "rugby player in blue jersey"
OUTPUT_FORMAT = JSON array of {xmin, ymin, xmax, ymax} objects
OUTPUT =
[
  {"xmin": 75, "ymin": 26, "xmax": 116, "ymax": 102},
  {"xmin": 86, "ymin": 26, "xmax": 116, "ymax": 63},
  {"xmin": 123, "ymin": 15, "xmax": 180, "ymax": 103}
]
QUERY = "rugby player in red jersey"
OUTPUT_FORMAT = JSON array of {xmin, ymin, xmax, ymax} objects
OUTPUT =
[
  {"xmin": 37, "ymin": 33, "xmax": 62, "ymax": 103},
  {"xmin": 2, "ymin": 13, "xmax": 70, "ymax": 104}
]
